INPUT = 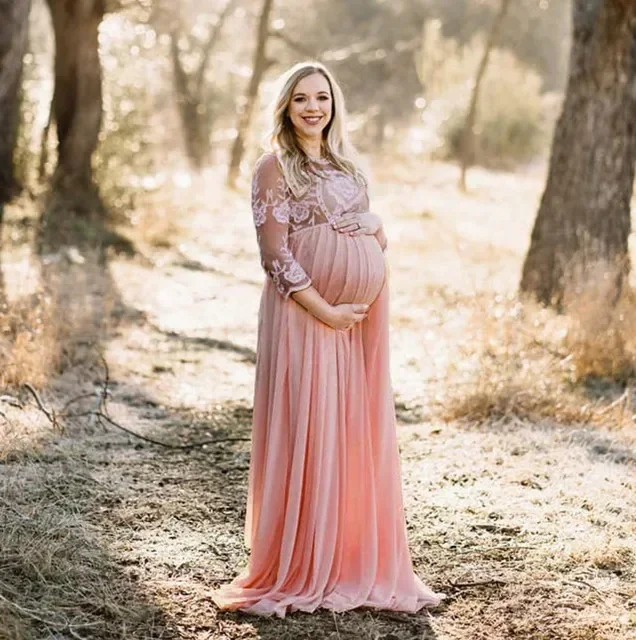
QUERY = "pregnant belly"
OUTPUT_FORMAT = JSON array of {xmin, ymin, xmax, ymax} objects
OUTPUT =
[{"xmin": 289, "ymin": 224, "xmax": 386, "ymax": 306}]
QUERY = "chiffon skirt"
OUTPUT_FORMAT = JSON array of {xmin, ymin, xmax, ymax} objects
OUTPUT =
[{"xmin": 211, "ymin": 225, "xmax": 446, "ymax": 617}]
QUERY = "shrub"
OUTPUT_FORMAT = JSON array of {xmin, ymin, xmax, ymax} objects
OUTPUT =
[
  {"xmin": 439, "ymin": 48, "xmax": 546, "ymax": 169},
  {"xmin": 416, "ymin": 22, "xmax": 548, "ymax": 168}
]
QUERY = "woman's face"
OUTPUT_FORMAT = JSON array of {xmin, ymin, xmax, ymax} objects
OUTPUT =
[{"xmin": 287, "ymin": 72, "xmax": 333, "ymax": 142}]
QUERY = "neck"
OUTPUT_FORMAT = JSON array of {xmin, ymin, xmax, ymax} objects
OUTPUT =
[{"xmin": 298, "ymin": 136, "xmax": 322, "ymax": 159}]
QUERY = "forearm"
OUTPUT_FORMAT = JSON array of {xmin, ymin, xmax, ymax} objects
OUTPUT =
[{"xmin": 290, "ymin": 285, "xmax": 333, "ymax": 324}]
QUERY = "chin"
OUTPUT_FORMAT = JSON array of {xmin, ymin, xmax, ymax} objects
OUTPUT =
[{"xmin": 304, "ymin": 127, "xmax": 326, "ymax": 137}]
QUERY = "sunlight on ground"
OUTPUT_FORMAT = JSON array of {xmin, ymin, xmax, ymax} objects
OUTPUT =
[{"xmin": 1, "ymin": 158, "xmax": 635, "ymax": 639}]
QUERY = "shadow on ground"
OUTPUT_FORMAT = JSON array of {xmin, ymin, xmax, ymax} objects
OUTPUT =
[{"xmin": 0, "ymin": 448, "xmax": 177, "ymax": 639}]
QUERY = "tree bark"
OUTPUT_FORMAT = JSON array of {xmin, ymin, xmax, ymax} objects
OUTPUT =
[
  {"xmin": 227, "ymin": 0, "xmax": 275, "ymax": 188},
  {"xmin": 459, "ymin": 0, "xmax": 512, "ymax": 192},
  {"xmin": 520, "ymin": 0, "xmax": 636, "ymax": 308},
  {"xmin": 0, "ymin": 0, "xmax": 31, "ymax": 209},
  {"xmin": 45, "ymin": 0, "xmax": 105, "ymax": 196}
]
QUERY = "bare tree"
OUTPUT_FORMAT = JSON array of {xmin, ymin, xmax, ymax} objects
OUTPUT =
[
  {"xmin": 520, "ymin": 0, "xmax": 636, "ymax": 307},
  {"xmin": 45, "ymin": 0, "xmax": 105, "ymax": 197},
  {"xmin": 459, "ymin": 0, "xmax": 512, "ymax": 191},
  {"xmin": 0, "ymin": 0, "xmax": 31, "ymax": 212},
  {"xmin": 227, "ymin": 0, "xmax": 275, "ymax": 188},
  {"xmin": 170, "ymin": 0, "xmax": 237, "ymax": 170}
]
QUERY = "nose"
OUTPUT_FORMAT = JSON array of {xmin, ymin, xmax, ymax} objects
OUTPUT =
[{"xmin": 305, "ymin": 97, "xmax": 320, "ymax": 112}]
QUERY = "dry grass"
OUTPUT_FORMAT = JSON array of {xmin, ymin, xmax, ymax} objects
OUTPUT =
[
  {"xmin": 0, "ymin": 159, "xmax": 635, "ymax": 639},
  {"xmin": 0, "ymin": 293, "xmax": 58, "ymax": 389},
  {"xmin": 438, "ymin": 289, "xmax": 636, "ymax": 430},
  {"xmin": 0, "ymin": 455, "xmax": 170, "ymax": 640},
  {"xmin": 0, "ymin": 259, "xmax": 116, "ymax": 389},
  {"xmin": 564, "ymin": 265, "xmax": 636, "ymax": 382}
]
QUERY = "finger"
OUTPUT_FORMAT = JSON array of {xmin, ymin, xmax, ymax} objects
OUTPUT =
[
  {"xmin": 333, "ymin": 215, "xmax": 359, "ymax": 229},
  {"xmin": 334, "ymin": 221, "xmax": 359, "ymax": 231},
  {"xmin": 338, "ymin": 223, "xmax": 360, "ymax": 233},
  {"xmin": 349, "ymin": 227, "xmax": 368, "ymax": 236},
  {"xmin": 354, "ymin": 304, "xmax": 370, "ymax": 313}
]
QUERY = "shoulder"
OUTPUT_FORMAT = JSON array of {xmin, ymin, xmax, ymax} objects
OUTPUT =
[{"xmin": 253, "ymin": 152, "xmax": 283, "ymax": 180}]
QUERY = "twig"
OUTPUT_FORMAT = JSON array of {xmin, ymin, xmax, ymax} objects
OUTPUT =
[
  {"xmin": 447, "ymin": 578, "xmax": 508, "ymax": 589},
  {"xmin": 453, "ymin": 544, "xmax": 537, "ymax": 555},
  {"xmin": 564, "ymin": 578, "xmax": 612, "ymax": 604},
  {"xmin": 60, "ymin": 392, "xmax": 100, "ymax": 414},
  {"xmin": 22, "ymin": 355, "xmax": 251, "ymax": 450},
  {"xmin": 95, "ymin": 411, "xmax": 250, "ymax": 448},
  {"xmin": 0, "ymin": 394, "xmax": 23, "ymax": 408},
  {"xmin": 332, "ymin": 610, "xmax": 341, "ymax": 639},
  {"xmin": 269, "ymin": 30, "xmax": 318, "ymax": 59},
  {"xmin": 23, "ymin": 383, "xmax": 60, "ymax": 432},
  {"xmin": 596, "ymin": 389, "xmax": 630, "ymax": 416}
]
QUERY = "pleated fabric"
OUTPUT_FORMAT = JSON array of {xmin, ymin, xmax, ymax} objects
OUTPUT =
[{"xmin": 211, "ymin": 225, "xmax": 446, "ymax": 617}]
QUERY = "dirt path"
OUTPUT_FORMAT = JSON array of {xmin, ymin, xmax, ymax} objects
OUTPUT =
[{"xmin": 2, "ymin": 162, "xmax": 635, "ymax": 639}]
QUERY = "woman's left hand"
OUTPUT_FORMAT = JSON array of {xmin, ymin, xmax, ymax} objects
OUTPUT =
[{"xmin": 332, "ymin": 211, "xmax": 382, "ymax": 236}]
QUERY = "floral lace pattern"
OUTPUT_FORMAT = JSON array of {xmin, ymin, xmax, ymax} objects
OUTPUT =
[{"xmin": 251, "ymin": 152, "xmax": 377, "ymax": 298}]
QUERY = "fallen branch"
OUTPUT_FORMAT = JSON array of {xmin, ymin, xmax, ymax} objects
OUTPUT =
[
  {"xmin": 0, "ymin": 394, "xmax": 23, "ymax": 408},
  {"xmin": 447, "ymin": 578, "xmax": 508, "ymax": 589},
  {"xmin": 21, "ymin": 355, "xmax": 250, "ymax": 450},
  {"xmin": 23, "ymin": 383, "xmax": 60, "ymax": 432},
  {"xmin": 94, "ymin": 410, "xmax": 250, "ymax": 449},
  {"xmin": 60, "ymin": 392, "xmax": 101, "ymax": 415}
]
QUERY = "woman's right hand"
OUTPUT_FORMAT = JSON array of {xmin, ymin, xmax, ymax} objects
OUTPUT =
[{"xmin": 324, "ymin": 303, "xmax": 369, "ymax": 331}]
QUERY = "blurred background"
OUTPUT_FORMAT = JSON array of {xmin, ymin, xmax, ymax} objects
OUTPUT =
[{"xmin": 15, "ymin": 0, "xmax": 570, "ymax": 194}]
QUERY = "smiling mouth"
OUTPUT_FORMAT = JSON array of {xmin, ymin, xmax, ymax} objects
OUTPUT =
[{"xmin": 302, "ymin": 116, "xmax": 323, "ymax": 125}]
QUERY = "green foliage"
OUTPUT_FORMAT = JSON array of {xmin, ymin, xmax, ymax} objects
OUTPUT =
[
  {"xmin": 429, "ymin": 0, "xmax": 570, "ymax": 91},
  {"xmin": 437, "ymin": 47, "xmax": 546, "ymax": 169}
]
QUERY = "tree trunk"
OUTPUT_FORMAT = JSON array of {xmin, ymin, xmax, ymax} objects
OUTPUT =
[
  {"xmin": 459, "ymin": 0, "xmax": 512, "ymax": 191},
  {"xmin": 227, "ymin": 0, "xmax": 275, "ymax": 189},
  {"xmin": 170, "ymin": 34, "xmax": 210, "ymax": 170},
  {"xmin": 170, "ymin": 0, "xmax": 236, "ymax": 171},
  {"xmin": 46, "ymin": 0, "xmax": 104, "ymax": 196},
  {"xmin": 0, "ymin": 0, "xmax": 31, "ymax": 209},
  {"xmin": 520, "ymin": 0, "xmax": 636, "ymax": 308}
]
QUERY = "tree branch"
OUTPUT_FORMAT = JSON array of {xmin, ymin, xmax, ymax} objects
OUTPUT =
[
  {"xmin": 269, "ymin": 30, "xmax": 318, "ymax": 59},
  {"xmin": 22, "ymin": 357, "xmax": 251, "ymax": 450},
  {"xmin": 195, "ymin": 0, "xmax": 239, "ymax": 92}
]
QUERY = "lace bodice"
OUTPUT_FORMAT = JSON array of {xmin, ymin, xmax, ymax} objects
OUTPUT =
[{"xmin": 251, "ymin": 152, "xmax": 380, "ymax": 298}]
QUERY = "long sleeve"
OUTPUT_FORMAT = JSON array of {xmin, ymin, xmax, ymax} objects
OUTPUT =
[{"xmin": 251, "ymin": 154, "xmax": 312, "ymax": 299}]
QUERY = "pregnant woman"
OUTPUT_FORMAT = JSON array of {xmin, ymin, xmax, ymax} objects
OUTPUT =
[{"xmin": 211, "ymin": 61, "xmax": 445, "ymax": 617}]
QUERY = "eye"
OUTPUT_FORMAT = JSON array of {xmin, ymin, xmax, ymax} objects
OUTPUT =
[
  {"xmin": 319, "ymin": 96, "xmax": 330, "ymax": 101},
  {"xmin": 293, "ymin": 96, "xmax": 306, "ymax": 103}
]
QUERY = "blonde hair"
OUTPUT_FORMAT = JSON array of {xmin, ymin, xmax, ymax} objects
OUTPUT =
[{"xmin": 267, "ymin": 61, "xmax": 367, "ymax": 198}]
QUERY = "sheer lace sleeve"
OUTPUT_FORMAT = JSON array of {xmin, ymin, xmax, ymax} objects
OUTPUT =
[{"xmin": 251, "ymin": 154, "xmax": 312, "ymax": 299}]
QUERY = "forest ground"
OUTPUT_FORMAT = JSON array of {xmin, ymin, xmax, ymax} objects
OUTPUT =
[{"xmin": 1, "ymin": 158, "xmax": 635, "ymax": 640}]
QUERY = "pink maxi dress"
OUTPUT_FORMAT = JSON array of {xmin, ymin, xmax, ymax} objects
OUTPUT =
[{"xmin": 211, "ymin": 152, "xmax": 446, "ymax": 617}]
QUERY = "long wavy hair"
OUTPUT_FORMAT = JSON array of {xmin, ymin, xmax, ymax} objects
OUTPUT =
[{"xmin": 267, "ymin": 61, "xmax": 367, "ymax": 198}]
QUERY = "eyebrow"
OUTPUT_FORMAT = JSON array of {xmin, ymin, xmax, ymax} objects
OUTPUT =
[{"xmin": 292, "ymin": 91, "xmax": 330, "ymax": 97}]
